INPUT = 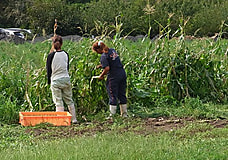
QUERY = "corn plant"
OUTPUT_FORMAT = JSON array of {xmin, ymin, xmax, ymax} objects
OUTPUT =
[{"xmin": 0, "ymin": 29, "xmax": 227, "ymax": 123}]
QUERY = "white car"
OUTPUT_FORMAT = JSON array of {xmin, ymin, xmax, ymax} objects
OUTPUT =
[{"xmin": 0, "ymin": 28, "xmax": 31, "ymax": 39}]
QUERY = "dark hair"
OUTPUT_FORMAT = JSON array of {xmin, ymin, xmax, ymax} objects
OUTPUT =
[
  {"xmin": 92, "ymin": 41, "xmax": 109, "ymax": 53},
  {"xmin": 53, "ymin": 35, "xmax": 63, "ymax": 50}
]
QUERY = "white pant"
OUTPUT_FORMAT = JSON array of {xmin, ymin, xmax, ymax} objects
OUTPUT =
[{"xmin": 51, "ymin": 77, "xmax": 74, "ymax": 107}]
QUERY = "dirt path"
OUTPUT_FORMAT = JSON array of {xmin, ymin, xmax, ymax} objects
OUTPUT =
[{"xmin": 25, "ymin": 117, "xmax": 227, "ymax": 139}]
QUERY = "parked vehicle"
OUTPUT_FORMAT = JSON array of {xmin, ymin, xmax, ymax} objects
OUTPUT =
[{"xmin": 0, "ymin": 28, "xmax": 31, "ymax": 40}]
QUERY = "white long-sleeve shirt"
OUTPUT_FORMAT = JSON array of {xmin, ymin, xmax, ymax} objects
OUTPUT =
[{"xmin": 46, "ymin": 50, "xmax": 69, "ymax": 84}]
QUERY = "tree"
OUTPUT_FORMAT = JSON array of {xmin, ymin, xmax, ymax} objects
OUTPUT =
[{"xmin": 27, "ymin": 0, "xmax": 81, "ymax": 35}]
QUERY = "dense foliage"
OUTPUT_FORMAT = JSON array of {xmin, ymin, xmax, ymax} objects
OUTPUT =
[
  {"xmin": 0, "ymin": 32, "xmax": 227, "ymax": 123},
  {"xmin": 0, "ymin": 0, "xmax": 227, "ymax": 37}
]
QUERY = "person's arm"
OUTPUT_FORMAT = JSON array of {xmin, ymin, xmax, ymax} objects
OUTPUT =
[
  {"xmin": 49, "ymin": 37, "xmax": 55, "ymax": 54},
  {"xmin": 46, "ymin": 52, "xmax": 55, "ymax": 84},
  {"xmin": 64, "ymin": 51, "xmax": 69, "ymax": 71},
  {"xmin": 99, "ymin": 66, "xmax": 110, "ymax": 80},
  {"xmin": 49, "ymin": 44, "xmax": 55, "ymax": 53},
  {"xmin": 96, "ymin": 64, "xmax": 102, "ymax": 69}
]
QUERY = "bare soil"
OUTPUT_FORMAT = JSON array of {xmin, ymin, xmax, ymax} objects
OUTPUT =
[{"xmin": 25, "ymin": 117, "xmax": 227, "ymax": 140}]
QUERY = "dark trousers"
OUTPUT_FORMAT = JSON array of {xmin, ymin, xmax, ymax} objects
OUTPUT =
[{"xmin": 106, "ymin": 76, "xmax": 127, "ymax": 105}]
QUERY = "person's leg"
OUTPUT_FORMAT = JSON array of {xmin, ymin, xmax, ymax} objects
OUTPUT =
[
  {"xmin": 62, "ymin": 78, "xmax": 77, "ymax": 123},
  {"xmin": 51, "ymin": 80, "xmax": 64, "ymax": 112},
  {"xmin": 106, "ymin": 77, "xmax": 118, "ymax": 117},
  {"xmin": 109, "ymin": 105, "xmax": 117, "ymax": 115},
  {"xmin": 118, "ymin": 77, "xmax": 127, "ymax": 117},
  {"xmin": 68, "ymin": 104, "xmax": 77, "ymax": 123},
  {"xmin": 120, "ymin": 104, "xmax": 127, "ymax": 117}
]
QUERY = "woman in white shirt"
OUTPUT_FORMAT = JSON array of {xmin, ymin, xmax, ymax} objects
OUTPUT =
[{"xmin": 46, "ymin": 35, "xmax": 77, "ymax": 124}]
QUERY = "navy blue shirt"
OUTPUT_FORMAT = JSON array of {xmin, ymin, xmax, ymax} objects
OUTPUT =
[{"xmin": 100, "ymin": 48, "xmax": 126, "ymax": 78}]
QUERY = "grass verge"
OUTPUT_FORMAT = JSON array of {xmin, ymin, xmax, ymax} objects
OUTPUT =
[{"xmin": 0, "ymin": 118, "xmax": 227, "ymax": 160}]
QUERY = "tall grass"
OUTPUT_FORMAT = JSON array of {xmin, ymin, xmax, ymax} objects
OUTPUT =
[{"xmin": 0, "ymin": 34, "xmax": 227, "ymax": 123}]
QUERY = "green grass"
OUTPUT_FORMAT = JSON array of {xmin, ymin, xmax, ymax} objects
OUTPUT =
[
  {"xmin": 131, "ymin": 98, "xmax": 228, "ymax": 119},
  {"xmin": 0, "ymin": 20, "xmax": 227, "ymax": 160},
  {"xmin": 0, "ymin": 123, "xmax": 227, "ymax": 160}
]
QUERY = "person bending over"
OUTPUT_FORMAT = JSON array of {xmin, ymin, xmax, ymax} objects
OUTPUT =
[{"xmin": 92, "ymin": 41, "xmax": 128, "ymax": 118}]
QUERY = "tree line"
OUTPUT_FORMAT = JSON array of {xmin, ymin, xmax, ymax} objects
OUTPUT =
[{"xmin": 0, "ymin": 0, "xmax": 227, "ymax": 38}]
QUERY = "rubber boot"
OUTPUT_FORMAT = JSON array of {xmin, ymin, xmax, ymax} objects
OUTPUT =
[
  {"xmin": 120, "ymin": 104, "xmax": 128, "ymax": 117},
  {"xmin": 106, "ymin": 105, "xmax": 117, "ymax": 119},
  {"xmin": 68, "ymin": 104, "xmax": 78, "ymax": 124},
  {"xmin": 56, "ymin": 106, "xmax": 64, "ymax": 112}
]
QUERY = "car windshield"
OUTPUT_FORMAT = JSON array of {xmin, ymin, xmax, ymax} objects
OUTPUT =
[{"xmin": 14, "ymin": 32, "xmax": 23, "ymax": 36}]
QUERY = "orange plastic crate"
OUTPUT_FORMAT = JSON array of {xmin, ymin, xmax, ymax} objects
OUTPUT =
[{"xmin": 19, "ymin": 112, "xmax": 72, "ymax": 126}]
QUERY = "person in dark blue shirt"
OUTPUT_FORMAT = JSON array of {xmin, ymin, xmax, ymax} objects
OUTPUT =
[{"xmin": 92, "ymin": 41, "xmax": 127, "ymax": 118}]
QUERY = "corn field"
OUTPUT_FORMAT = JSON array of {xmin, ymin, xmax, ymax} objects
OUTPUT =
[{"xmin": 0, "ymin": 36, "xmax": 227, "ymax": 123}]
